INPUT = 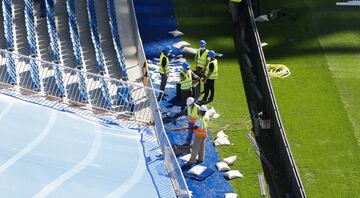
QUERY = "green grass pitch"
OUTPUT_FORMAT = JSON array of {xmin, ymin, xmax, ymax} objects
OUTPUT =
[{"xmin": 174, "ymin": 0, "xmax": 360, "ymax": 197}]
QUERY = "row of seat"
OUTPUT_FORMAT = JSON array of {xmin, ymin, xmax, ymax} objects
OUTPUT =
[
  {"xmin": 107, "ymin": 0, "xmax": 128, "ymax": 80},
  {"xmin": 45, "ymin": 0, "xmax": 65, "ymax": 97},
  {"xmin": 66, "ymin": 0, "xmax": 89, "ymax": 103},
  {"xmin": 105, "ymin": 0, "xmax": 134, "ymax": 108},
  {"xmin": 66, "ymin": 0, "xmax": 82, "ymax": 67},
  {"xmin": 86, "ymin": 0, "xmax": 106, "ymax": 73},
  {"xmin": 86, "ymin": 0, "xmax": 113, "ymax": 109},
  {"xmin": 2, "ymin": 0, "xmax": 16, "ymax": 85},
  {"xmin": 24, "ymin": 0, "xmax": 41, "ymax": 90}
]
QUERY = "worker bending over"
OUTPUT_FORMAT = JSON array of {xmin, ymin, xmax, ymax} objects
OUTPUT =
[
  {"xmin": 179, "ymin": 62, "xmax": 199, "ymax": 113},
  {"xmin": 157, "ymin": 46, "xmax": 172, "ymax": 101},
  {"xmin": 184, "ymin": 97, "xmax": 199, "ymax": 145},
  {"xmin": 188, "ymin": 105, "xmax": 208, "ymax": 165},
  {"xmin": 195, "ymin": 40, "xmax": 209, "ymax": 77},
  {"xmin": 200, "ymin": 50, "xmax": 218, "ymax": 104}
]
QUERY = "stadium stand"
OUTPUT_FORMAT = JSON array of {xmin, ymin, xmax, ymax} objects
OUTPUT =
[
  {"xmin": 107, "ymin": 0, "xmax": 128, "ymax": 80},
  {"xmin": 0, "ymin": 0, "xmax": 190, "ymax": 197},
  {"xmin": 2, "ymin": 0, "xmax": 16, "ymax": 85}
]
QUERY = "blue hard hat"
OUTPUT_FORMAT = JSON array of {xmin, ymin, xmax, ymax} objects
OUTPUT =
[
  {"xmin": 208, "ymin": 50, "xmax": 216, "ymax": 57},
  {"xmin": 164, "ymin": 46, "xmax": 172, "ymax": 52},
  {"xmin": 199, "ymin": 40, "xmax": 206, "ymax": 47},
  {"xmin": 182, "ymin": 62, "xmax": 190, "ymax": 69}
]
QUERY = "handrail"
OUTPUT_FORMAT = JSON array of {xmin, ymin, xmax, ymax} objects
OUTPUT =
[{"xmin": 0, "ymin": 48, "xmax": 161, "ymax": 122}]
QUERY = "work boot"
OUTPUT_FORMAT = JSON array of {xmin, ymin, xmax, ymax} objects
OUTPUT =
[
  {"xmin": 181, "ymin": 162, "xmax": 193, "ymax": 171},
  {"xmin": 195, "ymin": 160, "xmax": 204, "ymax": 164}
]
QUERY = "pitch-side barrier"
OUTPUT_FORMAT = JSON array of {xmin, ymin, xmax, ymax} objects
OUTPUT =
[{"xmin": 128, "ymin": 0, "xmax": 190, "ymax": 197}]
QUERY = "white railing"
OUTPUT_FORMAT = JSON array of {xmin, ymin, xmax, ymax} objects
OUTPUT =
[
  {"xmin": 0, "ymin": 49, "xmax": 161, "ymax": 122},
  {"xmin": 127, "ymin": 0, "xmax": 190, "ymax": 197}
]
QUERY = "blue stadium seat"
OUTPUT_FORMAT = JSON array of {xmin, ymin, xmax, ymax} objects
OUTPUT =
[
  {"xmin": 106, "ymin": 0, "xmax": 128, "ymax": 80},
  {"xmin": 25, "ymin": 0, "xmax": 41, "ymax": 90},
  {"xmin": 87, "ymin": 0, "xmax": 113, "ymax": 108},
  {"xmin": 45, "ymin": 0, "xmax": 65, "ymax": 97},
  {"xmin": 66, "ymin": 0, "xmax": 89, "ymax": 103}
]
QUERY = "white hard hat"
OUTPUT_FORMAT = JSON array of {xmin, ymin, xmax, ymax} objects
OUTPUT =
[
  {"xmin": 199, "ymin": 105, "xmax": 208, "ymax": 112},
  {"xmin": 186, "ymin": 97, "xmax": 195, "ymax": 106}
]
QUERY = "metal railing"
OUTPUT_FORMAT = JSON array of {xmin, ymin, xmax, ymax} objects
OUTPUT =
[
  {"xmin": 0, "ymin": 49, "xmax": 160, "ymax": 122},
  {"xmin": 128, "ymin": 0, "xmax": 190, "ymax": 197}
]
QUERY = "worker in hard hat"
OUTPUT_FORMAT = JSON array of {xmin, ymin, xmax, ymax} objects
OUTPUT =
[
  {"xmin": 179, "ymin": 62, "xmax": 199, "ymax": 114},
  {"xmin": 184, "ymin": 97, "xmax": 200, "ymax": 145},
  {"xmin": 187, "ymin": 105, "xmax": 208, "ymax": 164},
  {"xmin": 200, "ymin": 50, "xmax": 218, "ymax": 104},
  {"xmin": 195, "ymin": 40, "xmax": 209, "ymax": 78},
  {"xmin": 157, "ymin": 46, "xmax": 172, "ymax": 101}
]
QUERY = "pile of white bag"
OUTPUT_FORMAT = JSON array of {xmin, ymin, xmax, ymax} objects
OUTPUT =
[
  {"xmin": 214, "ymin": 130, "xmax": 231, "ymax": 146},
  {"xmin": 215, "ymin": 155, "xmax": 244, "ymax": 180}
]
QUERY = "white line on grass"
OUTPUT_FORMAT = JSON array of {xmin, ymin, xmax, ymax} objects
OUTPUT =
[
  {"xmin": 105, "ymin": 133, "xmax": 145, "ymax": 198},
  {"xmin": 0, "ymin": 110, "xmax": 57, "ymax": 175},
  {"xmin": 32, "ymin": 122, "xmax": 102, "ymax": 198}
]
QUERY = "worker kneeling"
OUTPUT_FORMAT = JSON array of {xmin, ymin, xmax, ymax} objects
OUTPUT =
[
  {"xmin": 184, "ymin": 97, "xmax": 200, "ymax": 145},
  {"xmin": 187, "ymin": 105, "xmax": 208, "ymax": 165}
]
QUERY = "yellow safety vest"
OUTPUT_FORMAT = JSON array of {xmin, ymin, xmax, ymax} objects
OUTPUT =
[
  {"xmin": 194, "ymin": 117, "xmax": 207, "ymax": 138},
  {"xmin": 196, "ymin": 49, "xmax": 208, "ymax": 68},
  {"xmin": 187, "ymin": 104, "xmax": 199, "ymax": 124},
  {"xmin": 205, "ymin": 59, "xmax": 218, "ymax": 80},
  {"xmin": 158, "ymin": 52, "xmax": 170, "ymax": 74},
  {"xmin": 179, "ymin": 70, "xmax": 192, "ymax": 90},
  {"xmin": 230, "ymin": 0, "xmax": 242, "ymax": 2}
]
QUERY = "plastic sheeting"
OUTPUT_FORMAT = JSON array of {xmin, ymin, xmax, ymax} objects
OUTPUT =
[
  {"xmin": 0, "ymin": 92, "xmax": 176, "ymax": 197},
  {"xmin": 134, "ymin": 0, "xmax": 235, "ymax": 197}
]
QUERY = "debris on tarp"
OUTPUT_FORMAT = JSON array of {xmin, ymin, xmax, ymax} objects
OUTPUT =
[{"xmin": 168, "ymin": 29, "xmax": 184, "ymax": 37}]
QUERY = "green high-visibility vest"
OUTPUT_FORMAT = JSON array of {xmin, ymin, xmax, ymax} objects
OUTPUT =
[
  {"xmin": 179, "ymin": 70, "xmax": 192, "ymax": 90},
  {"xmin": 196, "ymin": 49, "xmax": 208, "ymax": 68},
  {"xmin": 205, "ymin": 59, "xmax": 218, "ymax": 80},
  {"xmin": 230, "ymin": 0, "xmax": 242, "ymax": 3},
  {"xmin": 158, "ymin": 52, "xmax": 170, "ymax": 74},
  {"xmin": 187, "ymin": 104, "xmax": 199, "ymax": 123}
]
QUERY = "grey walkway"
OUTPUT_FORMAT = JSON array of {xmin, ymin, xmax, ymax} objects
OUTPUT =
[
  {"xmin": 94, "ymin": 0, "xmax": 120, "ymax": 79},
  {"xmin": 54, "ymin": 0, "xmax": 76, "ymax": 68},
  {"xmin": 75, "ymin": 0, "xmax": 98, "ymax": 74},
  {"xmin": 115, "ymin": 0, "xmax": 142, "ymax": 84},
  {"xmin": 13, "ymin": 0, "xmax": 28, "ymax": 55}
]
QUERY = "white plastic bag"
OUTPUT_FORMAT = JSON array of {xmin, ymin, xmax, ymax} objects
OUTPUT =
[
  {"xmin": 214, "ymin": 137, "xmax": 231, "ymax": 146},
  {"xmin": 206, "ymin": 107, "xmax": 220, "ymax": 119},
  {"xmin": 224, "ymin": 170, "xmax": 243, "ymax": 179},
  {"xmin": 216, "ymin": 130, "xmax": 228, "ymax": 139},
  {"xmin": 215, "ymin": 161, "xmax": 231, "ymax": 172},
  {"xmin": 223, "ymin": 156, "xmax": 237, "ymax": 166},
  {"xmin": 188, "ymin": 165, "xmax": 207, "ymax": 176},
  {"xmin": 173, "ymin": 41, "xmax": 191, "ymax": 49},
  {"xmin": 225, "ymin": 193, "xmax": 238, "ymax": 198},
  {"xmin": 182, "ymin": 47, "xmax": 198, "ymax": 55},
  {"xmin": 255, "ymin": 15, "xmax": 269, "ymax": 22},
  {"xmin": 168, "ymin": 29, "xmax": 184, "ymax": 38}
]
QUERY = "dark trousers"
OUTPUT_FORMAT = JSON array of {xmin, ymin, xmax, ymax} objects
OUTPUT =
[
  {"xmin": 185, "ymin": 122, "xmax": 194, "ymax": 145},
  {"xmin": 157, "ymin": 74, "xmax": 168, "ymax": 101},
  {"xmin": 181, "ymin": 89, "xmax": 192, "ymax": 112},
  {"xmin": 202, "ymin": 79, "xmax": 215, "ymax": 102}
]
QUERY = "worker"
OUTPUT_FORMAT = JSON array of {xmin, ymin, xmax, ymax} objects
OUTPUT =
[
  {"xmin": 200, "ymin": 50, "xmax": 218, "ymax": 104},
  {"xmin": 194, "ymin": 40, "xmax": 209, "ymax": 77},
  {"xmin": 157, "ymin": 46, "xmax": 172, "ymax": 101},
  {"xmin": 179, "ymin": 62, "xmax": 199, "ymax": 113},
  {"xmin": 184, "ymin": 97, "xmax": 200, "ymax": 145},
  {"xmin": 187, "ymin": 105, "xmax": 208, "ymax": 165},
  {"xmin": 142, "ymin": 60, "xmax": 149, "ymax": 87}
]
